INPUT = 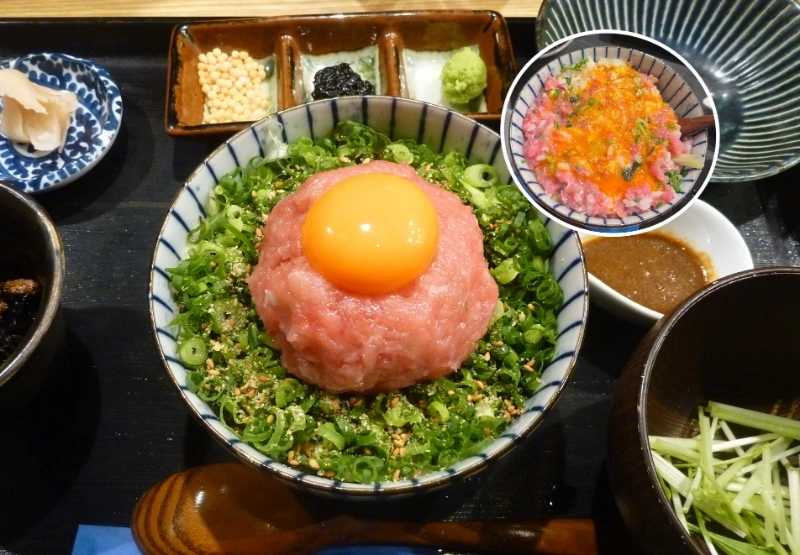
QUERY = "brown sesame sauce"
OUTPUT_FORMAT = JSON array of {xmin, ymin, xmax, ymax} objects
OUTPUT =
[{"xmin": 584, "ymin": 232, "xmax": 712, "ymax": 314}]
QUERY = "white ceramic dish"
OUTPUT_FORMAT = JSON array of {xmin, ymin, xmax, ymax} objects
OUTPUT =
[
  {"xmin": 579, "ymin": 199, "xmax": 753, "ymax": 326},
  {"xmin": 150, "ymin": 96, "xmax": 589, "ymax": 497}
]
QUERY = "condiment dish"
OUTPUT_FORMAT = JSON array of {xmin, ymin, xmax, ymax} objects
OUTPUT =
[
  {"xmin": 150, "ymin": 96, "xmax": 589, "ymax": 497},
  {"xmin": 579, "ymin": 199, "xmax": 753, "ymax": 326},
  {"xmin": 0, "ymin": 53, "xmax": 122, "ymax": 193},
  {"xmin": 608, "ymin": 267, "xmax": 800, "ymax": 554},
  {"xmin": 536, "ymin": 0, "xmax": 800, "ymax": 183},
  {"xmin": 166, "ymin": 12, "xmax": 516, "ymax": 136},
  {"xmin": 501, "ymin": 30, "xmax": 718, "ymax": 236}
]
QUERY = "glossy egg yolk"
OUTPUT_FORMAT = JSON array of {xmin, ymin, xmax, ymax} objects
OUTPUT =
[{"xmin": 301, "ymin": 173, "xmax": 439, "ymax": 295}]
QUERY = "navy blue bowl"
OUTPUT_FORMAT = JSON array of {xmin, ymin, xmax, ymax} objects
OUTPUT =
[{"xmin": 536, "ymin": 0, "xmax": 800, "ymax": 182}]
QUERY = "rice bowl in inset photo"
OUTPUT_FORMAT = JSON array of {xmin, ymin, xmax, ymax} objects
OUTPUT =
[{"xmin": 501, "ymin": 30, "xmax": 719, "ymax": 236}]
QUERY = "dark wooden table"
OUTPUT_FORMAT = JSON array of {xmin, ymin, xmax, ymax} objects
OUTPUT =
[{"xmin": 0, "ymin": 18, "xmax": 797, "ymax": 555}]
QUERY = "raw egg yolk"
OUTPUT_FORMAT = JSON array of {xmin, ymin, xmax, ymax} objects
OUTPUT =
[{"xmin": 301, "ymin": 173, "xmax": 439, "ymax": 295}]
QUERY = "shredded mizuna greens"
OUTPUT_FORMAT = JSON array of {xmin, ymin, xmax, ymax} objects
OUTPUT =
[
  {"xmin": 167, "ymin": 121, "xmax": 563, "ymax": 483},
  {"xmin": 651, "ymin": 401, "xmax": 800, "ymax": 555}
]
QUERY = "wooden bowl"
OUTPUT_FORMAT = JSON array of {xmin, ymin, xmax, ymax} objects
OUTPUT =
[
  {"xmin": 608, "ymin": 267, "xmax": 800, "ymax": 554},
  {"xmin": 165, "ymin": 11, "xmax": 517, "ymax": 136},
  {"xmin": 0, "ymin": 181, "xmax": 65, "ymax": 411}
]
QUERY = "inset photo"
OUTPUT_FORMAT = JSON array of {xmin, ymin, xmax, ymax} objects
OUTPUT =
[{"xmin": 501, "ymin": 30, "xmax": 719, "ymax": 236}]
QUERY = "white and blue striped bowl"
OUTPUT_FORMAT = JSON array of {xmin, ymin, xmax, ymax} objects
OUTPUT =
[
  {"xmin": 150, "ymin": 96, "xmax": 588, "ymax": 496},
  {"xmin": 535, "ymin": 0, "xmax": 800, "ymax": 183},
  {"xmin": 0, "ymin": 53, "xmax": 123, "ymax": 194},
  {"xmin": 502, "ymin": 31, "xmax": 718, "ymax": 236}
]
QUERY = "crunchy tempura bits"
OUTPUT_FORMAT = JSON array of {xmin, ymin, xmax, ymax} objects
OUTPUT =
[{"xmin": 198, "ymin": 48, "xmax": 271, "ymax": 124}]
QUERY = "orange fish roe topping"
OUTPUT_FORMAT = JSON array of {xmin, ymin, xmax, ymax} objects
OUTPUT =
[
  {"xmin": 522, "ymin": 58, "xmax": 692, "ymax": 218},
  {"xmin": 550, "ymin": 61, "xmax": 676, "ymax": 197}
]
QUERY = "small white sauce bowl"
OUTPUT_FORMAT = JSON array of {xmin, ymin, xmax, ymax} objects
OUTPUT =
[{"xmin": 579, "ymin": 199, "xmax": 753, "ymax": 326}]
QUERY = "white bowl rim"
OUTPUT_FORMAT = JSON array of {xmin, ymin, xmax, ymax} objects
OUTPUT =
[{"xmin": 581, "ymin": 199, "xmax": 754, "ymax": 325}]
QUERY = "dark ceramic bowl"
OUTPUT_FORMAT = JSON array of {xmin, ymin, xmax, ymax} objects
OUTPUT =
[
  {"xmin": 535, "ymin": 0, "xmax": 800, "ymax": 182},
  {"xmin": 608, "ymin": 267, "xmax": 800, "ymax": 554},
  {"xmin": 0, "ymin": 181, "xmax": 65, "ymax": 409}
]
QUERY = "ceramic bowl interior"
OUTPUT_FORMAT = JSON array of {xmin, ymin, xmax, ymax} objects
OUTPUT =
[
  {"xmin": 502, "ymin": 31, "xmax": 717, "ymax": 235},
  {"xmin": 609, "ymin": 267, "xmax": 800, "ymax": 554},
  {"xmin": 0, "ymin": 180, "xmax": 64, "ymax": 389},
  {"xmin": 0, "ymin": 52, "xmax": 123, "ymax": 193},
  {"xmin": 166, "ymin": 11, "xmax": 517, "ymax": 136},
  {"xmin": 150, "ymin": 96, "xmax": 589, "ymax": 496},
  {"xmin": 579, "ymin": 199, "xmax": 753, "ymax": 326},
  {"xmin": 536, "ymin": 0, "xmax": 800, "ymax": 183}
]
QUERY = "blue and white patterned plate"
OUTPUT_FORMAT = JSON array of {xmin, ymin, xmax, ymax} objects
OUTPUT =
[
  {"xmin": 502, "ymin": 31, "xmax": 719, "ymax": 236},
  {"xmin": 150, "ymin": 96, "xmax": 589, "ymax": 496},
  {"xmin": 535, "ymin": 0, "xmax": 800, "ymax": 183},
  {"xmin": 0, "ymin": 53, "xmax": 123, "ymax": 193}
]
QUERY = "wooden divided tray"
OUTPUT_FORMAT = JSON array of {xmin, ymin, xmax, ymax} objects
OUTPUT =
[{"xmin": 166, "ymin": 11, "xmax": 517, "ymax": 136}]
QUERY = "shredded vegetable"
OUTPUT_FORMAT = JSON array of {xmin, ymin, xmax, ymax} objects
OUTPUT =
[
  {"xmin": 167, "ymin": 121, "xmax": 563, "ymax": 483},
  {"xmin": 651, "ymin": 401, "xmax": 800, "ymax": 554}
]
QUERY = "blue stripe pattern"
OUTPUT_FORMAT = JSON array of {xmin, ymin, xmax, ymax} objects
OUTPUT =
[
  {"xmin": 536, "ymin": 0, "xmax": 800, "ymax": 182},
  {"xmin": 150, "ymin": 97, "xmax": 588, "ymax": 496},
  {"xmin": 502, "ymin": 38, "xmax": 712, "ymax": 232}
]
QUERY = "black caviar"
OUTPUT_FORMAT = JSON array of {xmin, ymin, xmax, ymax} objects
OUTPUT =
[{"xmin": 311, "ymin": 63, "xmax": 376, "ymax": 100}]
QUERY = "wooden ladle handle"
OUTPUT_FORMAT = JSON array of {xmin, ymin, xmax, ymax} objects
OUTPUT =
[
  {"xmin": 131, "ymin": 463, "xmax": 598, "ymax": 555},
  {"xmin": 677, "ymin": 114, "xmax": 715, "ymax": 135}
]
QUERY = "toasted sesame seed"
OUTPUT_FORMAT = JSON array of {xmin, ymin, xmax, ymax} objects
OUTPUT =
[
  {"xmin": 392, "ymin": 469, "xmax": 401, "ymax": 481},
  {"xmin": 267, "ymin": 414, "xmax": 275, "ymax": 423},
  {"xmin": 393, "ymin": 439, "xmax": 404, "ymax": 448},
  {"xmin": 493, "ymin": 341, "xmax": 504, "ymax": 347},
  {"xmin": 289, "ymin": 460, "xmax": 300, "ymax": 466},
  {"xmin": 447, "ymin": 390, "xmax": 455, "ymax": 396},
  {"xmin": 325, "ymin": 470, "xmax": 336, "ymax": 478},
  {"xmin": 205, "ymin": 358, "xmax": 215, "ymax": 369},
  {"xmin": 288, "ymin": 450, "xmax": 295, "ymax": 460},
  {"xmin": 258, "ymin": 375, "xmax": 269, "ymax": 382},
  {"xmin": 309, "ymin": 458, "xmax": 320, "ymax": 470},
  {"xmin": 474, "ymin": 379, "xmax": 485, "ymax": 390},
  {"xmin": 207, "ymin": 369, "xmax": 220, "ymax": 376},
  {"xmin": 483, "ymin": 352, "xmax": 491, "ymax": 361},
  {"xmin": 484, "ymin": 427, "xmax": 491, "ymax": 436},
  {"xmin": 203, "ymin": 384, "xmax": 212, "ymax": 391},
  {"xmin": 234, "ymin": 387, "xmax": 241, "ymax": 396},
  {"xmin": 518, "ymin": 312, "xmax": 526, "ymax": 322}
]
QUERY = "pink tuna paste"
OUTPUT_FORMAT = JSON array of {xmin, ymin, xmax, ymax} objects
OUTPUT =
[{"xmin": 246, "ymin": 161, "xmax": 499, "ymax": 394}]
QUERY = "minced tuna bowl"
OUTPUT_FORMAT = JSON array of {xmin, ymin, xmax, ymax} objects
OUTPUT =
[{"xmin": 521, "ymin": 57, "xmax": 703, "ymax": 218}]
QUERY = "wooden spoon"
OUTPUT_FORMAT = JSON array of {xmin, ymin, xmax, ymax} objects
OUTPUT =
[
  {"xmin": 676, "ymin": 114, "xmax": 715, "ymax": 135},
  {"xmin": 131, "ymin": 463, "xmax": 597, "ymax": 555}
]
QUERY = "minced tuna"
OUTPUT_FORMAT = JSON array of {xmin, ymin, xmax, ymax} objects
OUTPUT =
[
  {"xmin": 521, "ymin": 58, "xmax": 700, "ymax": 218},
  {"xmin": 246, "ymin": 161, "xmax": 499, "ymax": 394}
]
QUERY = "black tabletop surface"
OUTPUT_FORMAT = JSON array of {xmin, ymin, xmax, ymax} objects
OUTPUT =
[{"xmin": 0, "ymin": 17, "xmax": 797, "ymax": 555}]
